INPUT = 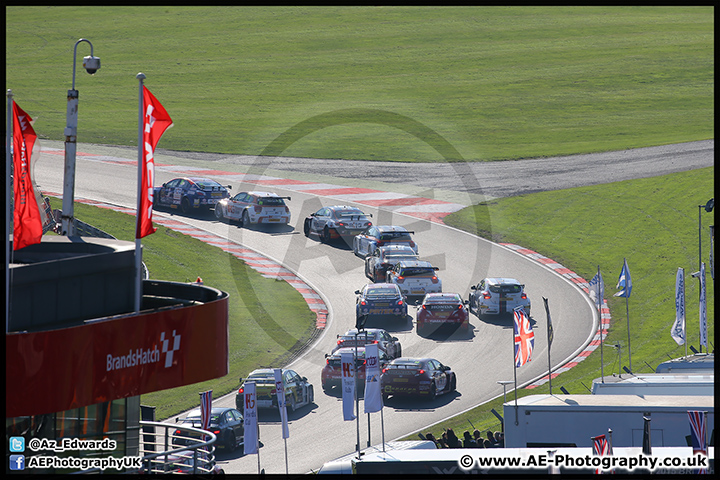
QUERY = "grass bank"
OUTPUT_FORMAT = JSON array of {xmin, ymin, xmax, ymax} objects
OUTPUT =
[
  {"xmin": 6, "ymin": 6, "xmax": 713, "ymax": 162},
  {"xmin": 401, "ymin": 166, "xmax": 714, "ymax": 441}
]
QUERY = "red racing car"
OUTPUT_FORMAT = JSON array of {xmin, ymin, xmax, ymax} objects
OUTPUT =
[{"xmin": 416, "ymin": 292, "xmax": 470, "ymax": 335}]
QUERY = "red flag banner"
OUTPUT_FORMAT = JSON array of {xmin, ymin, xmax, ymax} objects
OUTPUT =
[
  {"xmin": 137, "ymin": 86, "xmax": 173, "ymax": 239},
  {"xmin": 12, "ymin": 102, "xmax": 42, "ymax": 250}
]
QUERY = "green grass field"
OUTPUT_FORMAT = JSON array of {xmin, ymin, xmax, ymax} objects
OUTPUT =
[{"xmin": 6, "ymin": 6, "xmax": 713, "ymax": 162}]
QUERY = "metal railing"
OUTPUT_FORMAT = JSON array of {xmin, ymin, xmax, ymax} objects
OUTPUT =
[
  {"xmin": 72, "ymin": 420, "xmax": 218, "ymax": 474},
  {"xmin": 138, "ymin": 420, "xmax": 218, "ymax": 474}
]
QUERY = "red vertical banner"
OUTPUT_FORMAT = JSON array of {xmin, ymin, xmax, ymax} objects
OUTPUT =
[
  {"xmin": 136, "ymin": 86, "xmax": 173, "ymax": 239},
  {"xmin": 12, "ymin": 102, "xmax": 42, "ymax": 250}
]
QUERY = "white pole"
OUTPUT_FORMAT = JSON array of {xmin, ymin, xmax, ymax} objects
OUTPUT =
[
  {"xmin": 6, "ymin": 89, "xmax": 13, "ymax": 333},
  {"xmin": 135, "ymin": 73, "xmax": 146, "ymax": 313}
]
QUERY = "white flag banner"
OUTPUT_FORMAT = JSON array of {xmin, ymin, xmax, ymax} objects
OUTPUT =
[
  {"xmin": 243, "ymin": 382, "xmax": 258, "ymax": 455},
  {"xmin": 699, "ymin": 262, "xmax": 707, "ymax": 348},
  {"xmin": 588, "ymin": 270, "xmax": 604, "ymax": 310},
  {"xmin": 364, "ymin": 343, "xmax": 383, "ymax": 413},
  {"xmin": 273, "ymin": 368, "xmax": 290, "ymax": 439},
  {"xmin": 671, "ymin": 268, "xmax": 686, "ymax": 346},
  {"xmin": 341, "ymin": 352, "xmax": 356, "ymax": 421}
]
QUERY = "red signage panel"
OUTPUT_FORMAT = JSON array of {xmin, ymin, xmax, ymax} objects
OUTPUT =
[{"xmin": 6, "ymin": 296, "xmax": 229, "ymax": 417}]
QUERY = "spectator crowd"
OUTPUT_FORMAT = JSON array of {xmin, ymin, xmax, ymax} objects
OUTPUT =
[{"xmin": 424, "ymin": 428, "xmax": 504, "ymax": 449}]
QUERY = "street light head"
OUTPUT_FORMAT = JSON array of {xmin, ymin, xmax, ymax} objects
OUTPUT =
[
  {"xmin": 705, "ymin": 198, "xmax": 714, "ymax": 213},
  {"xmin": 83, "ymin": 55, "xmax": 100, "ymax": 75}
]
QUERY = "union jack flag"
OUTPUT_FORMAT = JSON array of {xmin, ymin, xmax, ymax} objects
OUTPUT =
[
  {"xmin": 688, "ymin": 410, "xmax": 708, "ymax": 473},
  {"xmin": 200, "ymin": 390, "xmax": 212, "ymax": 439},
  {"xmin": 591, "ymin": 431, "xmax": 613, "ymax": 474},
  {"xmin": 513, "ymin": 307, "xmax": 534, "ymax": 367}
]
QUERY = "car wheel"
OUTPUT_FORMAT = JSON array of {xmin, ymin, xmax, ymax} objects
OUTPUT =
[
  {"xmin": 303, "ymin": 220, "xmax": 311, "ymax": 237},
  {"xmin": 321, "ymin": 226, "xmax": 331, "ymax": 243},
  {"xmin": 450, "ymin": 374, "xmax": 457, "ymax": 392},
  {"xmin": 288, "ymin": 394, "xmax": 297, "ymax": 413},
  {"xmin": 395, "ymin": 345, "xmax": 402, "ymax": 358},
  {"xmin": 429, "ymin": 382, "xmax": 437, "ymax": 400},
  {"xmin": 225, "ymin": 431, "xmax": 237, "ymax": 452},
  {"xmin": 214, "ymin": 205, "xmax": 224, "ymax": 222},
  {"xmin": 181, "ymin": 197, "xmax": 191, "ymax": 215},
  {"xmin": 242, "ymin": 209, "xmax": 250, "ymax": 227},
  {"xmin": 308, "ymin": 385, "xmax": 314, "ymax": 403}
]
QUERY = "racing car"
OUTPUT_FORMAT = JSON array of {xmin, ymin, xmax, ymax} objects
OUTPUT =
[
  {"xmin": 365, "ymin": 244, "xmax": 420, "ymax": 283},
  {"xmin": 322, "ymin": 347, "xmax": 390, "ymax": 393},
  {"xmin": 353, "ymin": 225, "xmax": 417, "ymax": 258},
  {"xmin": 416, "ymin": 292, "xmax": 470, "ymax": 335},
  {"xmin": 235, "ymin": 368, "xmax": 314, "ymax": 413},
  {"xmin": 153, "ymin": 177, "xmax": 231, "ymax": 214},
  {"xmin": 215, "ymin": 191, "xmax": 291, "ymax": 226},
  {"xmin": 385, "ymin": 260, "xmax": 442, "ymax": 304},
  {"xmin": 303, "ymin": 205, "xmax": 372, "ymax": 243},
  {"xmin": 355, "ymin": 283, "xmax": 408, "ymax": 323},
  {"xmin": 333, "ymin": 328, "xmax": 402, "ymax": 359},
  {"xmin": 468, "ymin": 277, "xmax": 531, "ymax": 317},
  {"xmin": 380, "ymin": 357, "xmax": 457, "ymax": 400}
]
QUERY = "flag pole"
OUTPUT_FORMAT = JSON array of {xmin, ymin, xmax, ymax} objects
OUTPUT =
[
  {"xmin": 543, "ymin": 297, "xmax": 552, "ymax": 395},
  {"xmin": 623, "ymin": 259, "xmax": 633, "ymax": 372},
  {"xmin": 134, "ymin": 73, "xmax": 146, "ymax": 313},
  {"xmin": 512, "ymin": 324, "xmax": 518, "ymax": 426},
  {"xmin": 598, "ymin": 266, "xmax": 605, "ymax": 383},
  {"xmin": 5, "ymin": 89, "xmax": 13, "ymax": 334}
]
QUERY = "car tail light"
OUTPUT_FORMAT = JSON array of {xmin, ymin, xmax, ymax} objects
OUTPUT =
[
  {"xmin": 326, "ymin": 358, "xmax": 330, "ymax": 365},
  {"xmin": 483, "ymin": 292, "xmax": 492, "ymax": 299},
  {"xmin": 196, "ymin": 191, "xmax": 206, "ymax": 197},
  {"xmin": 174, "ymin": 429, "xmax": 182, "ymax": 436},
  {"xmin": 338, "ymin": 222, "xmax": 346, "ymax": 227},
  {"xmin": 417, "ymin": 369, "xmax": 425, "ymax": 375},
  {"xmin": 382, "ymin": 368, "xmax": 388, "ymax": 374},
  {"xmin": 409, "ymin": 241, "xmax": 415, "ymax": 248},
  {"xmin": 212, "ymin": 429, "xmax": 221, "ymax": 435},
  {"xmin": 458, "ymin": 304, "xmax": 463, "ymax": 310},
  {"xmin": 284, "ymin": 206, "xmax": 290, "ymax": 213},
  {"xmin": 396, "ymin": 276, "xmax": 405, "ymax": 283},
  {"xmin": 377, "ymin": 240, "xmax": 384, "ymax": 247},
  {"xmin": 254, "ymin": 205, "xmax": 262, "ymax": 213},
  {"xmin": 372, "ymin": 340, "xmax": 378, "ymax": 344},
  {"xmin": 431, "ymin": 276, "xmax": 439, "ymax": 284},
  {"xmin": 238, "ymin": 387, "xmax": 244, "ymax": 395},
  {"xmin": 521, "ymin": 293, "xmax": 527, "ymax": 299},
  {"xmin": 337, "ymin": 339, "xmax": 343, "ymax": 345},
  {"xmin": 270, "ymin": 388, "xmax": 277, "ymax": 395},
  {"xmin": 421, "ymin": 304, "xmax": 427, "ymax": 310},
  {"xmin": 360, "ymin": 300, "xmax": 367, "ymax": 306},
  {"xmin": 397, "ymin": 300, "xmax": 403, "ymax": 306},
  {"xmin": 367, "ymin": 222, "xmax": 372, "ymax": 227}
]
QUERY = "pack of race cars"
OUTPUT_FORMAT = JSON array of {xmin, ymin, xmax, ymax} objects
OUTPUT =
[{"xmin": 161, "ymin": 186, "xmax": 532, "ymax": 411}]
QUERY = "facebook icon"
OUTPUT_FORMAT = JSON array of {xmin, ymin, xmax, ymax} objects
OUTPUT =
[{"xmin": 9, "ymin": 454, "xmax": 25, "ymax": 471}]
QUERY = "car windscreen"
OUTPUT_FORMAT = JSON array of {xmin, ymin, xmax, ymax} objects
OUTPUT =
[
  {"xmin": 247, "ymin": 372, "xmax": 275, "ymax": 382},
  {"xmin": 334, "ymin": 209, "xmax": 366, "ymax": 219},
  {"xmin": 365, "ymin": 287, "xmax": 398, "ymax": 298},
  {"xmin": 489, "ymin": 284, "xmax": 522, "ymax": 294},
  {"xmin": 400, "ymin": 267, "xmax": 435, "ymax": 277},
  {"xmin": 379, "ymin": 232, "xmax": 411, "ymax": 240},
  {"xmin": 257, "ymin": 197, "xmax": 285, "ymax": 206},
  {"xmin": 193, "ymin": 180, "xmax": 222, "ymax": 190}
]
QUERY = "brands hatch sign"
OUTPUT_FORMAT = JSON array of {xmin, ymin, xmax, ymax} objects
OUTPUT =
[{"xmin": 5, "ymin": 296, "xmax": 228, "ymax": 418}]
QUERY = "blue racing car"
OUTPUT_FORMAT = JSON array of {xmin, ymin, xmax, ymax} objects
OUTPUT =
[{"xmin": 153, "ymin": 177, "xmax": 231, "ymax": 214}]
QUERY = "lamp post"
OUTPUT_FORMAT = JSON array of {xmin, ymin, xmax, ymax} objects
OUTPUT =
[
  {"xmin": 699, "ymin": 198, "xmax": 714, "ymax": 272},
  {"xmin": 698, "ymin": 198, "xmax": 713, "ymax": 353},
  {"xmin": 497, "ymin": 380, "xmax": 513, "ymax": 403},
  {"xmin": 61, "ymin": 38, "xmax": 100, "ymax": 236}
]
